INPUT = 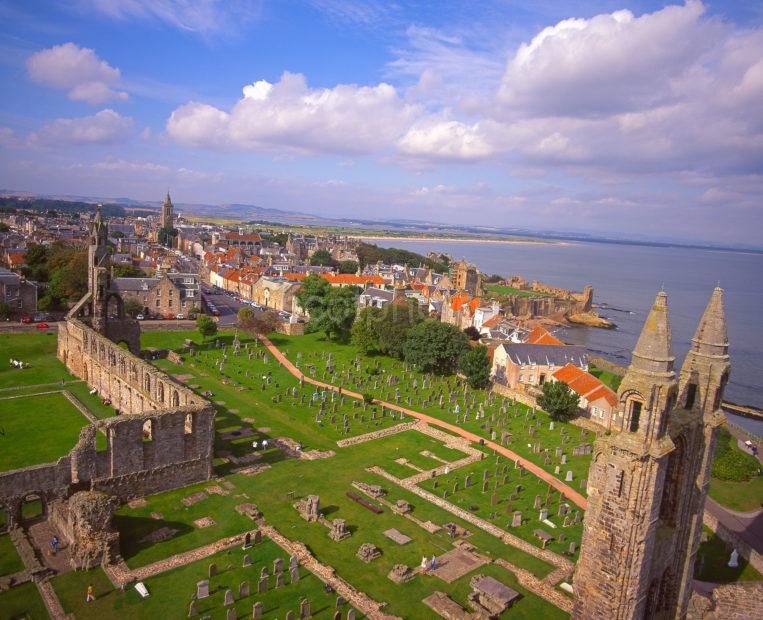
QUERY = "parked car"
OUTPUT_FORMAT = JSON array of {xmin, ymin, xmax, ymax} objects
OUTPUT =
[
  {"xmin": 35, "ymin": 322, "xmax": 49, "ymax": 329},
  {"xmin": 211, "ymin": 309, "xmax": 220, "ymax": 317},
  {"xmin": 136, "ymin": 314, "xmax": 145, "ymax": 320},
  {"xmin": 176, "ymin": 314, "xmax": 185, "ymax": 320},
  {"xmin": 20, "ymin": 316, "xmax": 33, "ymax": 324},
  {"xmin": 165, "ymin": 313, "xmax": 175, "ymax": 320}
]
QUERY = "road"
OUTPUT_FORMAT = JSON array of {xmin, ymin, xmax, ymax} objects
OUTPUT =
[{"xmin": 201, "ymin": 288, "xmax": 248, "ymax": 327}]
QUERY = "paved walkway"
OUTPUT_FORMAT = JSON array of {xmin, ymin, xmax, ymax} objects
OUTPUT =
[
  {"xmin": 259, "ymin": 335, "xmax": 588, "ymax": 510},
  {"xmin": 705, "ymin": 497, "xmax": 763, "ymax": 555}
]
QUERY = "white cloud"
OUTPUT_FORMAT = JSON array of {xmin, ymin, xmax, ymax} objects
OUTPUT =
[
  {"xmin": 30, "ymin": 109, "xmax": 134, "ymax": 145},
  {"xmin": 81, "ymin": 0, "xmax": 262, "ymax": 37},
  {"xmin": 27, "ymin": 43, "xmax": 127, "ymax": 104},
  {"xmin": 167, "ymin": 71, "xmax": 419, "ymax": 155},
  {"xmin": 398, "ymin": 118, "xmax": 494, "ymax": 161},
  {"xmin": 92, "ymin": 159, "xmax": 170, "ymax": 173},
  {"xmin": 497, "ymin": 0, "xmax": 724, "ymax": 117}
]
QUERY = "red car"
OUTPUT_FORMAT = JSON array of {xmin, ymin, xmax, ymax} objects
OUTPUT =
[
  {"xmin": 35, "ymin": 322, "xmax": 49, "ymax": 329},
  {"xmin": 20, "ymin": 316, "xmax": 33, "ymax": 324}
]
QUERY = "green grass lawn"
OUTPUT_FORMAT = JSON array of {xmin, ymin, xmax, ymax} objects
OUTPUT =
[
  {"xmin": 0, "ymin": 331, "xmax": 70, "ymax": 388},
  {"xmin": 0, "ymin": 581, "xmax": 49, "ymax": 620},
  {"xmin": 709, "ymin": 475, "xmax": 763, "ymax": 512},
  {"xmin": 0, "ymin": 392, "xmax": 92, "ymax": 472},
  {"xmin": 270, "ymin": 331, "xmax": 595, "ymax": 490},
  {"xmin": 53, "ymin": 542, "xmax": 353, "ymax": 619},
  {"xmin": 694, "ymin": 527, "xmax": 763, "ymax": 583},
  {"xmin": 484, "ymin": 284, "xmax": 551, "ymax": 298},
  {"xmin": 589, "ymin": 365, "xmax": 622, "ymax": 392},
  {"xmin": 0, "ymin": 533, "xmax": 24, "ymax": 577}
]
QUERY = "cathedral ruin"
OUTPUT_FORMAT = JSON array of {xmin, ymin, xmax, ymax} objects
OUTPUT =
[{"xmin": 572, "ymin": 288, "xmax": 730, "ymax": 619}]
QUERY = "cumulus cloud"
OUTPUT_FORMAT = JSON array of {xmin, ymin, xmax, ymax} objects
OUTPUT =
[
  {"xmin": 27, "ymin": 43, "xmax": 127, "ymax": 104},
  {"xmin": 167, "ymin": 71, "xmax": 419, "ymax": 155},
  {"xmin": 30, "ymin": 109, "xmax": 134, "ymax": 145},
  {"xmin": 398, "ymin": 118, "xmax": 494, "ymax": 161}
]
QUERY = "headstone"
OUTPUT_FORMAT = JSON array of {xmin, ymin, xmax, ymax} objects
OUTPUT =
[
  {"xmin": 243, "ymin": 554, "xmax": 251, "ymax": 567},
  {"xmin": 243, "ymin": 532, "xmax": 252, "ymax": 548},
  {"xmin": 512, "ymin": 511, "xmax": 522, "ymax": 527},
  {"xmin": 196, "ymin": 580, "xmax": 210, "ymax": 599},
  {"xmin": 274, "ymin": 558, "xmax": 284, "ymax": 573},
  {"xmin": 569, "ymin": 541, "xmax": 577, "ymax": 555},
  {"xmin": 239, "ymin": 581, "xmax": 250, "ymax": 598},
  {"xmin": 565, "ymin": 470, "xmax": 573, "ymax": 482},
  {"xmin": 540, "ymin": 508, "xmax": 548, "ymax": 521},
  {"xmin": 189, "ymin": 600, "xmax": 198, "ymax": 617},
  {"xmin": 300, "ymin": 598, "xmax": 311, "ymax": 619},
  {"xmin": 224, "ymin": 589, "xmax": 234, "ymax": 606},
  {"xmin": 209, "ymin": 563, "xmax": 217, "ymax": 578},
  {"xmin": 276, "ymin": 572, "xmax": 285, "ymax": 588},
  {"xmin": 291, "ymin": 566, "xmax": 300, "ymax": 582},
  {"xmin": 253, "ymin": 601, "xmax": 263, "ymax": 618},
  {"xmin": 554, "ymin": 465, "xmax": 560, "ymax": 475},
  {"xmin": 290, "ymin": 554, "xmax": 298, "ymax": 569},
  {"xmin": 227, "ymin": 609, "xmax": 236, "ymax": 620},
  {"xmin": 347, "ymin": 610, "xmax": 356, "ymax": 620},
  {"xmin": 533, "ymin": 495, "xmax": 542, "ymax": 509},
  {"xmin": 258, "ymin": 577, "xmax": 268, "ymax": 593},
  {"xmin": 286, "ymin": 612, "xmax": 295, "ymax": 620}
]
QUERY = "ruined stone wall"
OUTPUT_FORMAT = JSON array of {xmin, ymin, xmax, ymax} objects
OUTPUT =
[
  {"xmin": 58, "ymin": 318, "xmax": 205, "ymax": 415},
  {"xmin": 505, "ymin": 295, "xmax": 587, "ymax": 318}
]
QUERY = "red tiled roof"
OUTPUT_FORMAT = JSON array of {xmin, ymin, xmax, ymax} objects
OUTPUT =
[
  {"xmin": 567, "ymin": 373, "xmax": 602, "ymax": 396},
  {"xmin": 586, "ymin": 385, "xmax": 618, "ymax": 407},
  {"xmin": 526, "ymin": 326, "xmax": 564, "ymax": 346},
  {"xmin": 552, "ymin": 363, "xmax": 586, "ymax": 384}
]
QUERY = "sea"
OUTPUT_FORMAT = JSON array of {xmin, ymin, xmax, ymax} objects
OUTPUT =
[{"xmin": 368, "ymin": 237, "xmax": 763, "ymax": 436}]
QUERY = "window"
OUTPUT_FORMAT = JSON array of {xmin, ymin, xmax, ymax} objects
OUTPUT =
[
  {"xmin": 155, "ymin": 300, "xmax": 160, "ymax": 307},
  {"xmin": 600, "ymin": 409, "xmax": 605, "ymax": 418},
  {"xmin": 629, "ymin": 400, "xmax": 642, "ymax": 433},
  {"xmin": 168, "ymin": 300, "xmax": 173, "ymax": 307},
  {"xmin": 685, "ymin": 383, "xmax": 697, "ymax": 409}
]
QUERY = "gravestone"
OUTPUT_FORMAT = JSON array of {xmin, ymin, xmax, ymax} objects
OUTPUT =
[
  {"xmin": 209, "ymin": 563, "xmax": 217, "ymax": 578},
  {"xmin": 533, "ymin": 495, "xmax": 542, "ymax": 509},
  {"xmin": 260, "ymin": 566, "xmax": 269, "ymax": 579},
  {"xmin": 258, "ymin": 577, "xmax": 268, "ymax": 593},
  {"xmin": 291, "ymin": 566, "xmax": 300, "ymax": 582},
  {"xmin": 565, "ymin": 470, "xmax": 573, "ymax": 482},
  {"xmin": 239, "ymin": 581, "xmax": 250, "ymax": 598},
  {"xmin": 286, "ymin": 612, "xmax": 295, "ymax": 620},
  {"xmin": 274, "ymin": 558, "xmax": 284, "ymax": 573},
  {"xmin": 300, "ymin": 598, "xmax": 311, "ymax": 619},
  {"xmin": 227, "ymin": 610, "xmax": 236, "ymax": 620},
  {"xmin": 540, "ymin": 508, "xmax": 548, "ymax": 521},
  {"xmin": 253, "ymin": 601, "xmax": 263, "ymax": 618},
  {"xmin": 569, "ymin": 541, "xmax": 577, "ymax": 555},
  {"xmin": 554, "ymin": 465, "xmax": 560, "ymax": 475},
  {"xmin": 243, "ymin": 554, "xmax": 251, "ymax": 567},
  {"xmin": 347, "ymin": 609, "xmax": 356, "ymax": 620},
  {"xmin": 224, "ymin": 589, "xmax": 234, "ymax": 606},
  {"xmin": 561, "ymin": 454, "xmax": 567, "ymax": 465},
  {"xmin": 512, "ymin": 511, "xmax": 522, "ymax": 527},
  {"xmin": 243, "ymin": 532, "xmax": 252, "ymax": 549},
  {"xmin": 189, "ymin": 600, "xmax": 198, "ymax": 617},
  {"xmin": 196, "ymin": 580, "xmax": 210, "ymax": 599},
  {"xmin": 276, "ymin": 573, "xmax": 285, "ymax": 588}
]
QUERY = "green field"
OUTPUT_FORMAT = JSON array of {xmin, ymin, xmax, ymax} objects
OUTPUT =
[
  {"xmin": 588, "ymin": 365, "xmax": 623, "ymax": 392},
  {"xmin": 0, "ymin": 580, "xmax": 49, "ymax": 620},
  {"xmin": 694, "ymin": 527, "xmax": 763, "ymax": 583},
  {"xmin": 0, "ymin": 533, "xmax": 24, "ymax": 577},
  {"xmin": 0, "ymin": 392, "xmax": 92, "ymax": 472},
  {"xmin": 0, "ymin": 331, "xmax": 70, "ymax": 388}
]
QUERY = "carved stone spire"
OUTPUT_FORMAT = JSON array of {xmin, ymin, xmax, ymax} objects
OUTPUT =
[{"xmin": 630, "ymin": 291, "xmax": 675, "ymax": 378}]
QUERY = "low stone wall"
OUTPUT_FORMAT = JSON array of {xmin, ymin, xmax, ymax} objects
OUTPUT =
[
  {"xmin": 276, "ymin": 321, "xmax": 304, "ymax": 336},
  {"xmin": 491, "ymin": 383, "xmax": 538, "ymax": 409},
  {"xmin": 588, "ymin": 355, "xmax": 626, "ymax": 377},
  {"xmin": 702, "ymin": 509, "xmax": 763, "ymax": 574},
  {"xmin": 335, "ymin": 422, "xmax": 419, "ymax": 448}
]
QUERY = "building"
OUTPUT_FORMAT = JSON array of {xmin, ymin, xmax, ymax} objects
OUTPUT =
[
  {"xmin": 452, "ymin": 260, "xmax": 482, "ymax": 296},
  {"xmin": 160, "ymin": 192, "xmax": 174, "ymax": 229},
  {"xmin": 572, "ymin": 290, "xmax": 729, "ymax": 619},
  {"xmin": 550, "ymin": 363, "xmax": 618, "ymax": 427},
  {"xmin": 0, "ymin": 267, "xmax": 37, "ymax": 316},
  {"xmin": 111, "ymin": 273, "xmax": 199, "ymax": 318},
  {"xmin": 249, "ymin": 277, "xmax": 301, "ymax": 314},
  {"xmin": 358, "ymin": 286, "xmax": 395, "ymax": 309},
  {"xmin": 491, "ymin": 342, "xmax": 588, "ymax": 391}
]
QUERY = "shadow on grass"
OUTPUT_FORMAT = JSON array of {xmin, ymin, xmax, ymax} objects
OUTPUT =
[
  {"xmin": 115, "ymin": 515, "xmax": 195, "ymax": 562},
  {"xmin": 694, "ymin": 530, "xmax": 759, "ymax": 583}
]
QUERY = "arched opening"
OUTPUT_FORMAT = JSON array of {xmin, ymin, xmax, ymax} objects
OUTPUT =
[
  {"xmin": 659, "ymin": 435, "xmax": 685, "ymax": 525},
  {"xmin": 142, "ymin": 419, "xmax": 154, "ymax": 442},
  {"xmin": 21, "ymin": 493, "xmax": 44, "ymax": 522},
  {"xmin": 627, "ymin": 398, "xmax": 643, "ymax": 433},
  {"xmin": 184, "ymin": 413, "xmax": 193, "ymax": 434},
  {"xmin": 144, "ymin": 374, "xmax": 151, "ymax": 393},
  {"xmin": 713, "ymin": 372, "xmax": 729, "ymax": 410},
  {"xmin": 158, "ymin": 382, "xmax": 165, "ymax": 402},
  {"xmin": 172, "ymin": 390, "xmax": 180, "ymax": 407},
  {"xmin": 684, "ymin": 383, "xmax": 697, "ymax": 410},
  {"xmin": 103, "ymin": 293, "xmax": 126, "ymax": 320}
]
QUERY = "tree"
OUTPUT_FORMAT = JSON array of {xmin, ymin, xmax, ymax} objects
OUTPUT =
[
  {"xmin": 24, "ymin": 244, "xmax": 50, "ymax": 269},
  {"xmin": 377, "ymin": 301, "xmax": 427, "ymax": 359},
  {"xmin": 0, "ymin": 302, "xmax": 12, "ymax": 319},
  {"xmin": 196, "ymin": 314, "xmax": 218, "ymax": 341},
  {"xmin": 111, "ymin": 264, "xmax": 146, "ymax": 278},
  {"xmin": 458, "ymin": 345, "xmax": 491, "ymax": 388},
  {"xmin": 309, "ymin": 248, "xmax": 334, "ymax": 267},
  {"xmin": 158, "ymin": 226, "xmax": 177, "ymax": 248},
  {"xmin": 463, "ymin": 325, "xmax": 481, "ymax": 341},
  {"xmin": 47, "ymin": 251, "xmax": 88, "ymax": 303},
  {"xmin": 238, "ymin": 306, "xmax": 279, "ymax": 337},
  {"xmin": 295, "ymin": 274, "xmax": 332, "ymax": 316},
  {"xmin": 537, "ymin": 381, "xmax": 580, "ymax": 422},
  {"xmin": 310, "ymin": 286, "xmax": 358, "ymax": 341},
  {"xmin": 351, "ymin": 306, "xmax": 382, "ymax": 354},
  {"xmin": 403, "ymin": 320, "xmax": 470, "ymax": 374},
  {"xmin": 188, "ymin": 305, "xmax": 201, "ymax": 318},
  {"xmin": 338, "ymin": 260, "xmax": 358, "ymax": 274},
  {"xmin": 124, "ymin": 300, "xmax": 143, "ymax": 318}
]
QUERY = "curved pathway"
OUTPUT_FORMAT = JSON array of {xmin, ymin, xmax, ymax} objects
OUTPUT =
[{"xmin": 259, "ymin": 335, "xmax": 588, "ymax": 510}]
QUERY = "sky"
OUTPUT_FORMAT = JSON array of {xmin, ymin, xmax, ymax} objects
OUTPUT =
[{"xmin": 0, "ymin": 1, "xmax": 762, "ymax": 246}]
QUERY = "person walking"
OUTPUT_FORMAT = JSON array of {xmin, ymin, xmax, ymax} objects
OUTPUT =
[
  {"xmin": 50, "ymin": 536, "xmax": 58, "ymax": 556},
  {"xmin": 86, "ymin": 584, "xmax": 95, "ymax": 602}
]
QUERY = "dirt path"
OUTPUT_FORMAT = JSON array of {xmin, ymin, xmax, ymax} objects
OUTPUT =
[{"xmin": 259, "ymin": 335, "xmax": 588, "ymax": 510}]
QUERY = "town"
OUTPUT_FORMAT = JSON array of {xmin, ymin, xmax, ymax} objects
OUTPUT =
[{"xmin": 0, "ymin": 194, "xmax": 759, "ymax": 619}]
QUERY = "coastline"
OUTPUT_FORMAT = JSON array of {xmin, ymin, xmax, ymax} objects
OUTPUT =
[{"xmin": 356, "ymin": 235, "xmax": 564, "ymax": 245}]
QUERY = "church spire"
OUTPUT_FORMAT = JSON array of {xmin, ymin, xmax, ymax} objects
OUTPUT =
[
  {"xmin": 630, "ymin": 291, "xmax": 675, "ymax": 377},
  {"xmin": 678, "ymin": 287, "xmax": 730, "ymax": 414}
]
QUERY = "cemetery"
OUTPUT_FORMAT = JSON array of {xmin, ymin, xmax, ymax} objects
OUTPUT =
[{"xmin": 1, "ymin": 323, "xmax": 756, "ymax": 619}]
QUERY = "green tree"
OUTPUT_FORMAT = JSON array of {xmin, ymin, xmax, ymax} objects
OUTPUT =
[
  {"xmin": 196, "ymin": 314, "xmax": 218, "ymax": 341},
  {"xmin": 311, "ymin": 286, "xmax": 358, "ymax": 341},
  {"xmin": 403, "ymin": 320, "xmax": 470, "ymax": 374},
  {"xmin": 351, "ymin": 306, "xmax": 382, "ymax": 354},
  {"xmin": 158, "ymin": 226, "xmax": 177, "ymax": 247},
  {"xmin": 111, "ymin": 264, "xmax": 146, "ymax": 278},
  {"xmin": 309, "ymin": 249, "xmax": 334, "ymax": 266},
  {"xmin": 188, "ymin": 305, "xmax": 201, "ymax": 318},
  {"xmin": 238, "ymin": 306, "xmax": 279, "ymax": 337},
  {"xmin": 295, "ymin": 274, "xmax": 332, "ymax": 316},
  {"xmin": 377, "ymin": 300, "xmax": 427, "ymax": 359},
  {"xmin": 458, "ymin": 345, "xmax": 491, "ymax": 388},
  {"xmin": 124, "ymin": 300, "xmax": 143, "ymax": 318},
  {"xmin": 48, "ymin": 251, "xmax": 88, "ymax": 304},
  {"xmin": 24, "ymin": 244, "xmax": 50, "ymax": 269},
  {"xmin": 338, "ymin": 260, "xmax": 359, "ymax": 274},
  {"xmin": 463, "ymin": 325, "xmax": 481, "ymax": 341},
  {"xmin": 0, "ymin": 302, "xmax": 12, "ymax": 319},
  {"xmin": 537, "ymin": 381, "xmax": 580, "ymax": 422}
]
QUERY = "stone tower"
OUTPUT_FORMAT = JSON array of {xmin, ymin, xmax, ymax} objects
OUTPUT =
[
  {"xmin": 573, "ymin": 290, "xmax": 728, "ymax": 620},
  {"xmin": 88, "ymin": 204, "xmax": 111, "ymax": 330},
  {"xmin": 161, "ymin": 191, "xmax": 174, "ymax": 228}
]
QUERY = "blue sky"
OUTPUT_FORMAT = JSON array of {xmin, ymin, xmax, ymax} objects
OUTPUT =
[{"xmin": 1, "ymin": 1, "xmax": 762, "ymax": 245}]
